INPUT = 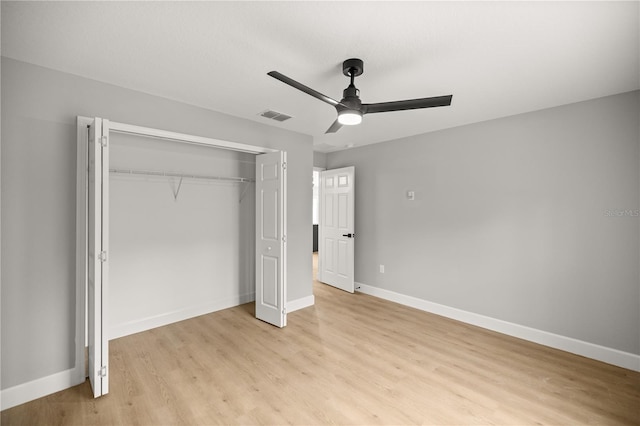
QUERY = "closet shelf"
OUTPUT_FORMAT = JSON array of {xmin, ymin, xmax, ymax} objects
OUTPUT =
[{"xmin": 109, "ymin": 168, "xmax": 255, "ymax": 183}]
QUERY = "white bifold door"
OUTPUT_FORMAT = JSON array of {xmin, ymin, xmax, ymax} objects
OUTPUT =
[
  {"xmin": 319, "ymin": 167, "xmax": 355, "ymax": 293},
  {"xmin": 88, "ymin": 118, "xmax": 109, "ymax": 398},
  {"xmin": 255, "ymin": 151, "xmax": 287, "ymax": 327}
]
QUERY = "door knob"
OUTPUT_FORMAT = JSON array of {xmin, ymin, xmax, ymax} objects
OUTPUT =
[{"xmin": 342, "ymin": 233, "xmax": 354, "ymax": 238}]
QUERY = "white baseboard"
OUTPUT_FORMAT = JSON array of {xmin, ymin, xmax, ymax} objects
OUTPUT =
[
  {"xmin": 287, "ymin": 294, "xmax": 315, "ymax": 313},
  {"xmin": 109, "ymin": 292, "xmax": 256, "ymax": 339},
  {"xmin": 1, "ymin": 366, "xmax": 85, "ymax": 411},
  {"xmin": 110, "ymin": 292, "xmax": 316, "ymax": 339},
  {"xmin": 356, "ymin": 282, "xmax": 640, "ymax": 372}
]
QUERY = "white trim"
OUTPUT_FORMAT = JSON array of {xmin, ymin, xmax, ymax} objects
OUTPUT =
[
  {"xmin": 109, "ymin": 293, "xmax": 256, "ymax": 340},
  {"xmin": 356, "ymin": 282, "xmax": 640, "ymax": 372},
  {"xmin": 287, "ymin": 295, "xmax": 316, "ymax": 313},
  {"xmin": 108, "ymin": 120, "xmax": 276, "ymax": 154},
  {"xmin": 0, "ymin": 368, "xmax": 84, "ymax": 411}
]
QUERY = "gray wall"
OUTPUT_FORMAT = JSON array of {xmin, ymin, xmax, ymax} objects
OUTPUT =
[
  {"xmin": 1, "ymin": 57, "xmax": 313, "ymax": 390},
  {"xmin": 327, "ymin": 91, "xmax": 640, "ymax": 355},
  {"xmin": 313, "ymin": 151, "xmax": 327, "ymax": 169}
]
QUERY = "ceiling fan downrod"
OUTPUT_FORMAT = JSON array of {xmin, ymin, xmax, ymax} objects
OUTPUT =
[{"xmin": 339, "ymin": 58, "xmax": 364, "ymax": 117}]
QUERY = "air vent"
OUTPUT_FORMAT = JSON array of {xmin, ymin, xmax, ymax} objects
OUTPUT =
[{"xmin": 259, "ymin": 110, "xmax": 292, "ymax": 122}]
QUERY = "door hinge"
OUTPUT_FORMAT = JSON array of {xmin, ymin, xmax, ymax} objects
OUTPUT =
[
  {"xmin": 282, "ymin": 235, "xmax": 287, "ymax": 243},
  {"xmin": 99, "ymin": 136, "xmax": 108, "ymax": 147},
  {"xmin": 99, "ymin": 251, "xmax": 107, "ymax": 262},
  {"xmin": 99, "ymin": 366, "xmax": 107, "ymax": 378},
  {"xmin": 282, "ymin": 162, "xmax": 287, "ymax": 170},
  {"xmin": 282, "ymin": 308, "xmax": 287, "ymax": 315}
]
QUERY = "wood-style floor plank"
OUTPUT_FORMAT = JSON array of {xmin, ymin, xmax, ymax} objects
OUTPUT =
[{"xmin": 3, "ymin": 255, "xmax": 639, "ymax": 425}]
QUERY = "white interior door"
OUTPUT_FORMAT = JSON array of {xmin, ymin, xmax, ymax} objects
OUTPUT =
[
  {"xmin": 88, "ymin": 118, "xmax": 109, "ymax": 397},
  {"xmin": 319, "ymin": 167, "xmax": 355, "ymax": 293},
  {"xmin": 255, "ymin": 151, "xmax": 287, "ymax": 327}
]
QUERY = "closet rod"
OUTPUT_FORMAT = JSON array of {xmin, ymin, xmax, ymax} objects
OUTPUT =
[{"xmin": 109, "ymin": 168, "xmax": 255, "ymax": 183}]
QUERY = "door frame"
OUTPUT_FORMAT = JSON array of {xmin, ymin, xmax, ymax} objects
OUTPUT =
[{"xmin": 76, "ymin": 116, "xmax": 285, "ymax": 397}]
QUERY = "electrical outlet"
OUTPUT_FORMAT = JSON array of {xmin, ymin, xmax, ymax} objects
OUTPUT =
[{"xmin": 379, "ymin": 264, "xmax": 385, "ymax": 273}]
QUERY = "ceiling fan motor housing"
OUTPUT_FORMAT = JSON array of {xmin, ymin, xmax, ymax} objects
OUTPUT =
[{"xmin": 341, "ymin": 86, "xmax": 362, "ymax": 110}]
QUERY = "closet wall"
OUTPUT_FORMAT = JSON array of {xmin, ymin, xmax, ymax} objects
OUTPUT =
[{"xmin": 109, "ymin": 134, "xmax": 256, "ymax": 338}]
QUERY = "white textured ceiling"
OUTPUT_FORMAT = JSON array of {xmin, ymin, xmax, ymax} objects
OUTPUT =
[{"xmin": 2, "ymin": 1, "xmax": 638, "ymax": 152}]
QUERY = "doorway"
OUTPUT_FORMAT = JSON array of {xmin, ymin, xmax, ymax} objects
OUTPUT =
[{"xmin": 315, "ymin": 166, "xmax": 355, "ymax": 293}]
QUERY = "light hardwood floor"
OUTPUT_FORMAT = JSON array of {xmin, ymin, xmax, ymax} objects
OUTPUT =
[{"xmin": 3, "ymin": 254, "xmax": 639, "ymax": 425}]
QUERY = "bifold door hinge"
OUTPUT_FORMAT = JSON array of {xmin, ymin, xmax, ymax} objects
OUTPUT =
[
  {"xmin": 282, "ymin": 162, "xmax": 287, "ymax": 170},
  {"xmin": 99, "ymin": 366, "xmax": 107, "ymax": 378},
  {"xmin": 282, "ymin": 308, "xmax": 287, "ymax": 315},
  {"xmin": 99, "ymin": 251, "xmax": 107, "ymax": 262},
  {"xmin": 282, "ymin": 235, "xmax": 287, "ymax": 243},
  {"xmin": 99, "ymin": 136, "xmax": 108, "ymax": 147}
]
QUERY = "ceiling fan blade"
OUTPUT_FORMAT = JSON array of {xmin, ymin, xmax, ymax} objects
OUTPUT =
[
  {"xmin": 325, "ymin": 119, "xmax": 343, "ymax": 134},
  {"xmin": 363, "ymin": 95, "xmax": 452, "ymax": 114},
  {"xmin": 268, "ymin": 71, "xmax": 342, "ymax": 107}
]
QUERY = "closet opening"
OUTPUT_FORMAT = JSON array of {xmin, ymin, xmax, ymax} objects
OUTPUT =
[
  {"xmin": 108, "ymin": 132, "xmax": 257, "ymax": 339},
  {"xmin": 77, "ymin": 117, "xmax": 287, "ymax": 398}
]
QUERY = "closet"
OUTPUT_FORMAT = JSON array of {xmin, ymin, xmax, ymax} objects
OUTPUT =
[
  {"xmin": 109, "ymin": 131, "xmax": 256, "ymax": 339},
  {"xmin": 77, "ymin": 117, "xmax": 287, "ymax": 399}
]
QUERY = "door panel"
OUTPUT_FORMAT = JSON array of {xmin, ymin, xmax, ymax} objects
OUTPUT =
[
  {"xmin": 255, "ymin": 151, "xmax": 287, "ymax": 327},
  {"xmin": 262, "ymin": 256, "xmax": 278, "ymax": 308},
  {"xmin": 262, "ymin": 190, "xmax": 278, "ymax": 240},
  {"xmin": 88, "ymin": 118, "xmax": 109, "ymax": 397},
  {"xmin": 324, "ymin": 239, "xmax": 334, "ymax": 272},
  {"xmin": 319, "ymin": 167, "xmax": 355, "ymax": 293},
  {"xmin": 338, "ymin": 193, "xmax": 349, "ymax": 228},
  {"xmin": 87, "ymin": 118, "xmax": 101, "ymax": 398},
  {"xmin": 338, "ymin": 240, "xmax": 349, "ymax": 277},
  {"xmin": 324, "ymin": 195, "xmax": 334, "ymax": 226},
  {"xmin": 100, "ymin": 119, "xmax": 110, "ymax": 396}
]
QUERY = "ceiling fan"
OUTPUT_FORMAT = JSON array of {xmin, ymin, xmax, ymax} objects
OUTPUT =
[{"xmin": 268, "ymin": 58, "xmax": 453, "ymax": 134}]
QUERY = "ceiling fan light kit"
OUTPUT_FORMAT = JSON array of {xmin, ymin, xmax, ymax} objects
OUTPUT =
[
  {"xmin": 337, "ymin": 109, "xmax": 362, "ymax": 125},
  {"xmin": 268, "ymin": 58, "xmax": 453, "ymax": 134}
]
